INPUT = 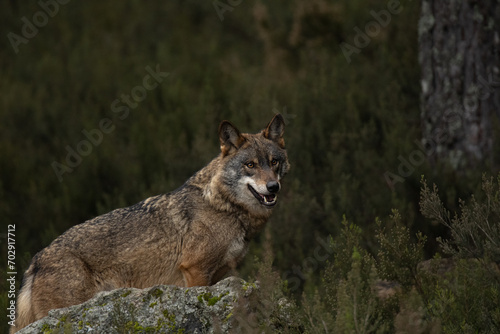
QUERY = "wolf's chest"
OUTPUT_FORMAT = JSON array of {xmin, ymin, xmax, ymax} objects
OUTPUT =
[{"xmin": 224, "ymin": 237, "xmax": 248, "ymax": 263}]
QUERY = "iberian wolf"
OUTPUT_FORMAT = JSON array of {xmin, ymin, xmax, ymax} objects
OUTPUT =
[{"xmin": 11, "ymin": 114, "xmax": 289, "ymax": 332}]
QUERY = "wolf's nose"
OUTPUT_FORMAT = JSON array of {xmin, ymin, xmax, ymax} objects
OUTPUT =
[{"xmin": 266, "ymin": 181, "xmax": 280, "ymax": 193}]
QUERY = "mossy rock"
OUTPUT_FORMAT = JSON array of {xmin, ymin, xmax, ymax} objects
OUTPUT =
[{"xmin": 16, "ymin": 277, "xmax": 286, "ymax": 334}]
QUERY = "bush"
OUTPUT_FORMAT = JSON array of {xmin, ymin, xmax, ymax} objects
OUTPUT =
[
  {"xmin": 419, "ymin": 175, "xmax": 500, "ymax": 333},
  {"xmin": 298, "ymin": 175, "xmax": 500, "ymax": 333}
]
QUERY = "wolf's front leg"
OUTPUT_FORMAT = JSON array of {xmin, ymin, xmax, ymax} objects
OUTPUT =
[{"xmin": 179, "ymin": 264, "xmax": 211, "ymax": 287}]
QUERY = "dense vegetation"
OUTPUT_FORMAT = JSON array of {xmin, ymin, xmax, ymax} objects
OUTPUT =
[{"xmin": 1, "ymin": 0, "xmax": 499, "ymax": 332}]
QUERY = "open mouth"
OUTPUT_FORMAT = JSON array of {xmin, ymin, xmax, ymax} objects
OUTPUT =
[{"xmin": 247, "ymin": 184, "xmax": 277, "ymax": 207}]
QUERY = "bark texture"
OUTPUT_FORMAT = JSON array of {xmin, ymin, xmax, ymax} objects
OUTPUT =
[{"xmin": 419, "ymin": 0, "xmax": 500, "ymax": 169}]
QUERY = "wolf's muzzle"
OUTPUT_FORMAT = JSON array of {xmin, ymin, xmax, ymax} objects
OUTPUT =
[
  {"xmin": 266, "ymin": 181, "xmax": 280, "ymax": 194},
  {"xmin": 247, "ymin": 184, "xmax": 278, "ymax": 207}
]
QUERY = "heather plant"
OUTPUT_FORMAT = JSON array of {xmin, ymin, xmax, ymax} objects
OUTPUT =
[
  {"xmin": 419, "ymin": 175, "xmax": 500, "ymax": 332},
  {"xmin": 230, "ymin": 234, "xmax": 303, "ymax": 334},
  {"xmin": 422, "ymin": 258, "xmax": 500, "ymax": 333},
  {"xmin": 376, "ymin": 210, "xmax": 427, "ymax": 291},
  {"xmin": 420, "ymin": 175, "xmax": 500, "ymax": 262},
  {"xmin": 304, "ymin": 218, "xmax": 396, "ymax": 333}
]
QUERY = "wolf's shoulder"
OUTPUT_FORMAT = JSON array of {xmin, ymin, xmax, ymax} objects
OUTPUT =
[
  {"xmin": 81, "ymin": 193, "xmax": 170, "ymax": 223},
  {"xmin": 120, "ymin": 193, "xmax": 171, "ymax": 214},
  {"xmin": 72, "ymin": 194, "xmax": 171, "ymax": 232}
]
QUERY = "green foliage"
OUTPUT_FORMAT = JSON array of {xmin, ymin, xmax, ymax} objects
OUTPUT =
[
  {"xmin": 313, "ymin": 218, "xmax": 396, "ymax": 333},
  {"xmin": 376, "ymin": 210, "xmax": 427, "ymax": 290},
  {"xmin": 422, "ymin": 259, "xmax": 500, "ymax": 333},
  {"xmin": 301, "ymin": 289, "xmax": 334, "ymax": 334},
  {"xmin": 295, "ymin": 177, "xmax": 500, "ymax": 332},
  {"xmin": 332, "ymin": 250, "xmax": 388, "ymax": 334},
  {"xmin": 231, "ymin": 242, "xmax": 302, "ymax": 333},
  {"xmin": 419, "ymin": 176, "xmax": 500, "ymax": 332},
  {"xmin": 420, "ymin": 175, "xmax": 500, "ymax": 262}
]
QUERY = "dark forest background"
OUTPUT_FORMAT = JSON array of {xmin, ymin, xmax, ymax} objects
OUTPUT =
[{"xmin": 1, "ymin": 0, "xmax": 499, "ymax": 332}]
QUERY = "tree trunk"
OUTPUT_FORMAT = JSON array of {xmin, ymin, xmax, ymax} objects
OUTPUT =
[{"xmin": 419, "ymin": 0, "xmax": 500, "ymax": 169}]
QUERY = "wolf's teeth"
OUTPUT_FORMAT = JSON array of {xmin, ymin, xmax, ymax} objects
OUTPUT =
[
  {"xmin": 248, "ymin": 184, "xmax": 277, "ymax": 205},
  {"xmin": 264, "ymin": 195, "xmax": 276, "ymax": 203}
]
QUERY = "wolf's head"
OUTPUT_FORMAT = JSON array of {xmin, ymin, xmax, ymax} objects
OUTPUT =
[{"xmin": 215, "ymin": 114, "xmax": 290, "ymax": 217}]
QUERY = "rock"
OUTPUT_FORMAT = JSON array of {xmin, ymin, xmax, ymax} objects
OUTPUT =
[
  {"xmin": 17, "ymin": 277, "xmax": 264, "ymax": 334},
  {"xmin": 374, "ymin": 280, "xmax": 401, "ymax": 300}
]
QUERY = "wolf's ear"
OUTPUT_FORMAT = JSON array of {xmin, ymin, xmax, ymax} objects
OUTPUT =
[
  {"xmin": 263, "ymin": 114, "xmax": 285, "ymax": 148},
  {"xmin": 219, "ymin": 121, "xmax": 246, "ymax": 156}
]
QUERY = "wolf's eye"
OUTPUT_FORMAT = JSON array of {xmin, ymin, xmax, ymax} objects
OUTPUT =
[
  {"xmin": 245, "ymin": 162, "xmax": 255, "ymax": 168},
  {"xmin": 271, "ymin": 159, "xmax": 278, "ymax": 166}
]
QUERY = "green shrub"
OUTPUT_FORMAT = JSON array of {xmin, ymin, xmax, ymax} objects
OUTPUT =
[
  {"xmin": 419, "ymin": 175, "xmax": 500, "ymax": 332},
  {"xmin": 307, "ymin": 218, "xmax": 397, "ymax": 333},
  {"xmin": 420, "ymin": 175, "xmax": 500, "ymax": 262},
  {"xmin": 376, "ymin": 210, "xmax": 427, "ymax": 291},
  {"xmin": 301, "ymin": 174, "xmax": 500, "ymax": 333}
]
